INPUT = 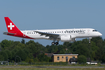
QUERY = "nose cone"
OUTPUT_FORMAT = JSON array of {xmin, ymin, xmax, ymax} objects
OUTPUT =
[{"xmin": 99, "ymin": 33, "xmax": 102, "ymax": 36}]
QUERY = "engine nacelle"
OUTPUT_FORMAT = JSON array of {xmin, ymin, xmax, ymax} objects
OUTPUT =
[
  {"xmin": 60, "ymin": 35, "xmax": 76, "ymax": 42},
  {"xmin": 60, "ymin": 35, "xmax": 71, "ymax": 42}
]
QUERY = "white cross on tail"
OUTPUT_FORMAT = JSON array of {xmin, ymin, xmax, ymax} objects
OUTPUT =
[{"xmin": 8, "ymin": 23, "xmax": 14, "ymax": 30}]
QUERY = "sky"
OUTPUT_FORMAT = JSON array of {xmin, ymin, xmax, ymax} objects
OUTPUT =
[{"xmin": 0, "ymin": 0, "xmax": 105, "ymax": 46}]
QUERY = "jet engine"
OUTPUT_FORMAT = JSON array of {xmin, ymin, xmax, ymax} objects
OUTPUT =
[{"xmin": 60, "ymin": 35, "xmax": 76, "ymax": 42}]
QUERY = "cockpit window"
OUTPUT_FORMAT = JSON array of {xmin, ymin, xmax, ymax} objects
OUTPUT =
[{"xmin": 93, "ymin": 30, "xmax": 97, "ymax": 32}]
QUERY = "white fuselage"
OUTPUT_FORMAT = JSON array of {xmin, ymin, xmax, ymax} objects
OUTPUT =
[{"xmin": 21, "ymin": 28, "xmax": 102, "ymax": 42}]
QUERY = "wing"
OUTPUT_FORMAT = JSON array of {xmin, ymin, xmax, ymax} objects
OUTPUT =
[{"xmin": 34, "ymin": 31, "xmax": 59, "ymax": 39}]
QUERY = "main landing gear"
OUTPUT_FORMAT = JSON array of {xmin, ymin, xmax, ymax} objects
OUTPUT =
[{"xmin": 51, "ymin": 42, "xmax": 59, "ymax": 45}]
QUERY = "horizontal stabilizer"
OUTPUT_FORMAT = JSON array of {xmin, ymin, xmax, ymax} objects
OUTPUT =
[{"xmin": 3, "ymin": 32, "xmax": 15, "ymax": 35}]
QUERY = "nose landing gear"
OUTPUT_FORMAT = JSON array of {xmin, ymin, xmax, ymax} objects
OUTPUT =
[{"xmin": 89, "ymin": 37, "xmax": 92, "ymax": 43}]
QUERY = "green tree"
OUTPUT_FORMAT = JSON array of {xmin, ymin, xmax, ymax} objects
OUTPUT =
[
  {"xmin": 21, "ymin": 39, "xmax": 25, "ymax": 44},
  {"xmin": 102, "ymin": 54, "xmax": 105, "ymax": 63},
  {"xmin": 15, "ymin": 49, "xmax": 27, "ymax": 61},
  {"xmin": 5, "ymin": 50, "xmax": 12, "ymax": 60},
  {"xmin": 25, "ymin": 54, "xmax": 34, "ymax": 63},
  {"xmin": 0, "ymin": 51, "xmax": 8, "ymax": 60},
  {"xmin": 0, "ymin": 55, "xmax": 4, "ymax": 61},
  {"xmin": 1, "ymin": 39, "xmax": 13, "ymax": 48},
  {"xmin": 78, "ymin": 55, "xmax": 87, "ymax": 64},
  {"xmin": 34, "ymin": 57, "xmax": 39, "ymax": 62},
  {"xmin": 38, "ymin": 53, "xmax": 49, "ymax": 62}
]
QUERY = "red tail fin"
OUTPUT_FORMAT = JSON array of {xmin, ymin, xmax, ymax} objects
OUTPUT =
[
  {"xmin": 4, "ymin": 17, "xmax": 21, "ymax": 33},
  {"xmin": 4, "ymin": 17, "xmax": 34, "ymax": 39},
  {"xmin": 4, "ymin": 17, "xmax": 24, "ymax": 37}
]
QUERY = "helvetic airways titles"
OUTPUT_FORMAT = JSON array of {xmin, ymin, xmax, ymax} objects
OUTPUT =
[{"xmin": 26, "ymin": 30, "xmax": 85, "ymax": 34}]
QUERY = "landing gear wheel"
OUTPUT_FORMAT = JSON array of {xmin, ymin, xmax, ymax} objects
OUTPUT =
[
  {"xmin": 51, "ymin": 42, "xmax": 55, "ymax": 45},
  {"xmin": 55, "ymin": 42, "xmax": 59, "ymax": 45}
]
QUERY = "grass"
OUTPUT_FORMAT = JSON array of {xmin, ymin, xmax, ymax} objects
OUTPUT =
[
  {"xmin": 0, "ymin": 64, "xmax": 105, "ymax": 70},
  {"xmin": 0, "ymin": 68, "xmax": 105, "ymax": 70}
]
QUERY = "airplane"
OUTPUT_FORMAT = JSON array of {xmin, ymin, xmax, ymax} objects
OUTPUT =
[{"xmin": 3, "ymin": 17, "xmax": 102, "ymax": 45}]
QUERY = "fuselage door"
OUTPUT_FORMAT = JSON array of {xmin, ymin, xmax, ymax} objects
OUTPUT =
[{"xmin": 87, "ymin": 29, "xmax": 90, "ymax": 35}]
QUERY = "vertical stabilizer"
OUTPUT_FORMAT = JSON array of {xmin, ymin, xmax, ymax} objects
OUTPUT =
[{"xmin": 4, "ymin": 17, "xmax": 21, "ymax": 33}]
